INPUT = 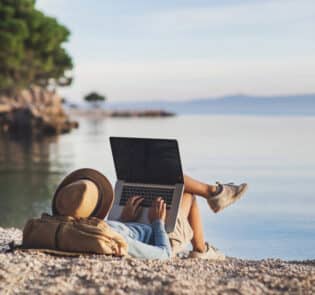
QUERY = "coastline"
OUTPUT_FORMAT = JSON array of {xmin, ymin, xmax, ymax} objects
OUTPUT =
[
  {"xmin": 67, "ymin": 108, "xmax": 175, "ymax": 118},
  {"xmin": 1, "ymin": 227, "xmax": 314, "ymax": 294}
]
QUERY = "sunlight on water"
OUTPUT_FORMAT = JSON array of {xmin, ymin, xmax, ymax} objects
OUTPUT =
[{"xmin": 0, "ymin": 115, "xmax": 314, "ymax": 260}]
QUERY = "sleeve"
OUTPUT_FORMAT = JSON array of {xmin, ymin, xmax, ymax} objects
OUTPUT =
[{"xmin": 125, "ymin": 220, "xmax": 172, "ymax": 260}]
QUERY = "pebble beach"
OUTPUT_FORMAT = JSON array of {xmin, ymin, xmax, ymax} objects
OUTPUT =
[{"xmin": 0, "ymin": 228, "xmax": 314, "ymax": 294}]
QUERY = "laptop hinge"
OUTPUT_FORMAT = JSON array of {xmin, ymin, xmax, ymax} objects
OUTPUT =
[{"xmin": 122, "ymin": 181, "xmax": 175, "ymax": 189}]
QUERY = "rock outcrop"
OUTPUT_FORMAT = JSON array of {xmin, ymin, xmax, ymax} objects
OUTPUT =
[{"xmin": 0, "ymin": 87, "xmax": 78, "ymax": 136}]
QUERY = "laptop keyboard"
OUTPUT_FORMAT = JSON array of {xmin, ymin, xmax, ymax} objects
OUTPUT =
[{"xmin": 120, "ymin": 186, "xmax": 174, "ymax": 209}]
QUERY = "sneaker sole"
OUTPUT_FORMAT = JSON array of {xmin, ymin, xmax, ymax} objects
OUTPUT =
[{"xmin": 188, "ymin": 252, "xmax": 226, "ymax": 260}]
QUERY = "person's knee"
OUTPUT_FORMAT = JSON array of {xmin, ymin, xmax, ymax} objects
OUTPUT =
[{"xmin": 183, "ymin": 192, "xmax": 193, "ymax": 200}]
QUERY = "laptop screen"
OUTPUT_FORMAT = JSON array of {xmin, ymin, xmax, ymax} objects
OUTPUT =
[{"xmin": 110, "ymin": 137, "xmax": 184, "ymax": 185}]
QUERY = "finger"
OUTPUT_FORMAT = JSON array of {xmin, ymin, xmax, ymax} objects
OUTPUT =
[
  {"xmin": 131, "ymin": 198, "xmax": 144, "ymax": 216},
  {"xmin": 133, "ymin": 197, "xmax": 144, "ymax": 209},
  {"xmin": 155, "ymin": 197, "xmax": 162, "ymax": 205},
  {"xmin": 159, "ymin": 199, "xmax": 164, "ymax": 212},
  {"xmin": 130, "ymin": 195, "xmax": 142, "ymax": 204},
  {"xmin": 163, "ymin": 203, "xmax": 167, "ymax": 219},
  {"xmin": 127, "ymin": 196, "xmax": 138, "ymax": 204},
  {"xmin": 153, "ymin": 197, "xmax": 161, "ymax": 205}
]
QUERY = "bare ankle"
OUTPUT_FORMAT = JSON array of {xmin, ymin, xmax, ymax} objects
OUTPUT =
[{"xmin": 208, "ymin": 184, "xmax": 217, "ymax": 197}]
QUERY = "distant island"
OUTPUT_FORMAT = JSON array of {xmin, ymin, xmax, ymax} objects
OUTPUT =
[
  {"xmin": 99, "ymin": 94, "xmax": 315, "ymax": 116},
  {"xmin": 74, "ymin": 91, "xmax": 176, "ymax": 118},
  {"xmin": 67, "ymin": 108, "xmax": 175, "ymax": 118}
]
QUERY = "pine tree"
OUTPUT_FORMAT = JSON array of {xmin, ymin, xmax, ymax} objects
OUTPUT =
[{"xmin": 0, "ymin": 0, "xmax": 73, "ymax": 95}]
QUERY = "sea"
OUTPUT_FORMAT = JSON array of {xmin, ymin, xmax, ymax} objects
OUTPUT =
[{"xmin": 0, "ymin": 114, "xmax": 314, "ymax": 260}]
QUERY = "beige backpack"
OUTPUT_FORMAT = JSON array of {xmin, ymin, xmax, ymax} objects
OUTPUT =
[{"xmin": 22, "ymin": 213, "xmax": 128, "ymax": 256}]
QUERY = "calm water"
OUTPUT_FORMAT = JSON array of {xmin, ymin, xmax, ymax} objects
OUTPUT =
[{"xmin": 0, "ymin": 115, "xmax": 314, "ymax": 260}]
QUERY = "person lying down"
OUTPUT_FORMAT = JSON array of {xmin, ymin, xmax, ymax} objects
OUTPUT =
[{"xmin": 52, "ymin": 169, "xmax": 248, "ymax": 260}]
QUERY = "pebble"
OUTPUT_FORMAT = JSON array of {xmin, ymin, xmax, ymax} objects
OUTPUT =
[{"xmin": 0, "ymin": 227, "xmax": 314, "ymax": 294}]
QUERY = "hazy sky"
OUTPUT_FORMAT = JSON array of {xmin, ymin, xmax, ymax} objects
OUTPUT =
[{"xmin": 37, "ymin": 0, "xmax": 315, "ymax": 102}]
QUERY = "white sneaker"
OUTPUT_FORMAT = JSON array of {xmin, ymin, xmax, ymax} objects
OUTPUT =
[
  {"xmin": 188, "ymin": 242, "xmax": 225, "ymax": 260},
  {"xmin": 208, "ymin": 182, "xmax": 248, "ymax": 213}
]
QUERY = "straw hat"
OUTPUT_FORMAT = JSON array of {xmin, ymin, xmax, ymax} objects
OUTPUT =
[{"xmin": 52, "ymin": 168, "xmax": 114, "ymax": 219}]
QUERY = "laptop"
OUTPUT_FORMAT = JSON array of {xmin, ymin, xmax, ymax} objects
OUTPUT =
[{"xmin": 108, "ymin": 137, "xmax": 184, "ymax": 232}]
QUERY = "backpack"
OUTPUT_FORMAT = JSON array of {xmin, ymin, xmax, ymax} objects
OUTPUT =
[{"xmin": 22, "ymin": 213, "xmax": 128, "ymax": 256}]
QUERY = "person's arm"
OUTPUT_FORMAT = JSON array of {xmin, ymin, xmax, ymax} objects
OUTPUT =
[
  {"xmin": 151, "ymin": 219, "xmax": 171, "ymax": 253},
  {"xmin": 125, "ymin": 219, "xmax": 172, "ymax": 260},
  {"xmin": 124, "ymin": 198, "xmax": 172, "ymax": 259}
]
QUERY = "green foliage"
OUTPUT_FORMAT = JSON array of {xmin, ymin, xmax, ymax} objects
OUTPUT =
[
  {"xmin": 84, "ymin": 92, "xmax": 106, "ymax": 103},
  {"xmin": 0, "ymin": 0, "xmax": 73, "ymax": 94}
]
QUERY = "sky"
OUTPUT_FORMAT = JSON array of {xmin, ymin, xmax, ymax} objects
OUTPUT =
[{"xmin": 36, "ymin": 0, "xmax": 315, "ymax": 102}]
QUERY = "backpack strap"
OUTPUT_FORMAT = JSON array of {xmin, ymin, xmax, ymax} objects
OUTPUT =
[{"xmin": 54, "ymin": 223, "xmax": 64, "ymax": 250}]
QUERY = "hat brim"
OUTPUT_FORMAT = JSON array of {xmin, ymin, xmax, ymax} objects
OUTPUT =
[{"xmin": 52, "ymin": 168, "xmax": 114, "ymax": 219}]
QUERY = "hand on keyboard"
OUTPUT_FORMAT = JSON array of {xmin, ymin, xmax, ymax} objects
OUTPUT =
[
  {"xmin": 120, "ymin": 186, "xmax": 174, "ymax": 209},
  {"xmin": 148, "ymin": 197, "xmax": 167, "ymax": 223},
  {"xmin": 119, "ymin": 196, "xmax": 144, "ymax": 222}
]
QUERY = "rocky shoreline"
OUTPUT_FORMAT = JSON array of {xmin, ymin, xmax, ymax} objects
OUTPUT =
[
  {"xmin": 0, "ymin": 88, "xmax": 175, "ymax": 138},
  {"xmin": 0, "ymin": 227, "xmax": 314, "ymax": 294},
  {"xmin": 0, "ymin": 87, "xmax": 78, "ymax": 137}
]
